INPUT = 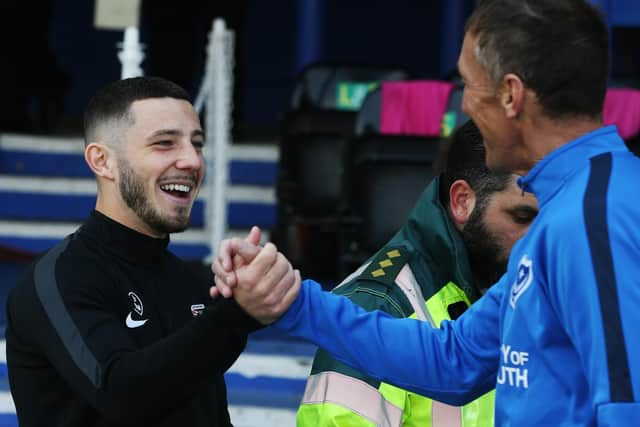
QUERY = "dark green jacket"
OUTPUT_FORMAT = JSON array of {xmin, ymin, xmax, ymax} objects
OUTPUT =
[{"xmin": 297, "ymin": 177, "xmax": 493, "ymax": 427}]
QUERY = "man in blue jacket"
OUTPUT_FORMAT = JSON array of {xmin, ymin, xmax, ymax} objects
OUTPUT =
[{"xmin": 213, "ymin": 0, "xmax": 640, "ymax": 425}]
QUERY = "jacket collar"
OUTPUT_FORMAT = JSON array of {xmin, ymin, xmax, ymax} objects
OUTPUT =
[
  {"xmin": 392, "ymin": 177, "xmax": 477, "ymax": 301},
  {"xmin": 518, "ymin": 125, "xmax": 626, "ymax": 206},
  {"xmin": 79, "ymin": 210, "xmax": 170, "ymax": 267}
]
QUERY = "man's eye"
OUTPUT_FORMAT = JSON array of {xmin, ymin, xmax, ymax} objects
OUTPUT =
[
  {"xmin": 193, "ymin": 141, "xmax": 204, "ymax": 150},
  {"xmin": 513, "ymin": 214, "xmax": 534, "ymax": 224},
  {"xmin": 155, "ymin": 140, "xmax": 173, "ymax": 147}
]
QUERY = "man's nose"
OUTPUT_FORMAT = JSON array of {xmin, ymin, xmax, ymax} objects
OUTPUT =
[{"xmin": 176, "ymin": 142, "xmax": 202, "ymax": 170}]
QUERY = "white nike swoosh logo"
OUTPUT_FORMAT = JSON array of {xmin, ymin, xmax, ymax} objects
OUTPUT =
[{"xmin": 126, "ymin": 312, "xmax": 149, "ymax": 328}]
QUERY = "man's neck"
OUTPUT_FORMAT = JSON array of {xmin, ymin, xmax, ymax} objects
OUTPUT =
[
  {"xmin": 94, "ymin": 198, "xmax": 167, "ymax": 239},
  {"xmin": 515, "ymin": 115, "xmax": 603, "ymax": 176}
]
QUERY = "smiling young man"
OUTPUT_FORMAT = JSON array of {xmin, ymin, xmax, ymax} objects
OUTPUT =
[{"xmin": 4, "ymin": 77, "xmax": 285, "ymax": 426}]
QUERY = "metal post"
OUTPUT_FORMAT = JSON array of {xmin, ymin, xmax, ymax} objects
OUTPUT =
[
  {"xmin": 118, "ymin": 26, "xmax": 145, "ymax": 79},
  {"xmin": 440, "ymin": 0, "xmax": 468, "ymax": 78},
  {"xmin": 204, "ymin": 19, "xmax": 233, "ymax": 259},
  {"xmin": 587, "ymin": 0, "xmax": 612, "ymax": 83},
  {"xmin": 295, "ymin": 0, "xmax": 326, "ymax": 75}
]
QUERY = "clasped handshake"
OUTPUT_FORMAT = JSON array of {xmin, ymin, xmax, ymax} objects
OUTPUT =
[{"xmin": 210, "ymin": 226, "xmax": 301, "ymax": 324}]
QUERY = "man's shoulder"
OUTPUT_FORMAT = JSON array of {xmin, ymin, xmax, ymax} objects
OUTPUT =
[
  {"xmin": 6, "ymin": 238, "xmax": 92, "ymax": 338},
  {"xmin": 56, "ymin": 234, "xmax": 112, "ymax": 279},
  {"xmin": 17, "ymin": 234, "xmax": 117, "ymax": 300},
  {"xmin": 335, "ymin": 245, "xmax": 415, "ymax": 317},
  {"xmin": 13, "ymin": 237, "xmax": 79, "ymax": 287}
]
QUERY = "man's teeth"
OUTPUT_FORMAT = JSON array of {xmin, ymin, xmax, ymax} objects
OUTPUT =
[{"xmin": 160, "ymin": 184, "xmax": 191, "ymax": 193}]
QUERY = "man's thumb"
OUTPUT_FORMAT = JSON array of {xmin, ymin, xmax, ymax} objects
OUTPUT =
[
  {"xmin": 245, "ymin": 226, "xmax": 262, "ymax": 246},
  {"xmin": 233, "ymin": 239, "xmax": 261, "ymax": 263}
]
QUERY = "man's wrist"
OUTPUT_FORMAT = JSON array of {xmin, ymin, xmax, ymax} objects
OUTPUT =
[{"xmin": 206, "ymin": 298, "xmax": 264, "ymax": 333}]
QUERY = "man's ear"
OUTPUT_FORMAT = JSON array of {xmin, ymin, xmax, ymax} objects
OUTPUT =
[
  {"xmin": 500, "ymin": 73, "xmax": 526, "ymax": 119},
  {"xmin": 449, "ymin": 179, "xmax": 477, "ymax": 228},
  {"xmin": 85, "ymin": 143, "xmax": 116, "ymax": 180}
]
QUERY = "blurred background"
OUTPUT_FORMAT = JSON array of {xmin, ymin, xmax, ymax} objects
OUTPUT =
[
  {"xmin": 1, "ymin": 0, "xmax": 635, "ymax": 136},
  {"xmin": 0, "ymin": 0, "xmax": 453, "ymax": 135},
  {"xmin": 1, "ymin": 0, "xmax": 639, "ymax": 425}
]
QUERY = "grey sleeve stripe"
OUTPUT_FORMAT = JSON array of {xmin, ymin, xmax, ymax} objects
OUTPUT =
[{"xmin": 34, "ymin": 236, "xmax": 104, "ymax": 389}]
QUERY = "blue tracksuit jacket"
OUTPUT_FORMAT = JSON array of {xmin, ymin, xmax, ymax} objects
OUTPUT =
[{"xmin": 275, "ymin": 125, "xmax": 640, "ymax": 426}]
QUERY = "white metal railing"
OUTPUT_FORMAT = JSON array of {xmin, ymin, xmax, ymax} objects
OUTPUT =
[{"xmin": 197, "ymin": 19, "xmax": 235, "ymax": 259}]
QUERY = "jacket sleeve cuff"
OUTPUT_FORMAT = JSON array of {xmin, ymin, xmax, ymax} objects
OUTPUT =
[
  {"xmin": 205, "ymin": 297, "xmax": 264, "ymax": 333},
  {"xmin": 274, "ymin": 279, "xmax": 318, "ymax": 331}
]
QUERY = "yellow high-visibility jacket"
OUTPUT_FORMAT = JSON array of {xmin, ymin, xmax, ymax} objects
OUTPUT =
[{"xmin": 297, "ymin": 180, "xmax": 495, "ymax": 427}]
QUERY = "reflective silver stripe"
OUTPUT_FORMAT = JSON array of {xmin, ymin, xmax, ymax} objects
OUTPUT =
[
  {"xmin": 334, "ymin": 261, "xmax": 372, "ymax": 290},
  {"xmin": 394, "ymin": 265, "xmax": 434, "ymax": 325},
  {"xmin": 432, "ymin": 400, "xmax": 462, "ymax": 427},
  {"xmin": 394, "ymin": 267, "xmax": 464, "ymax": 427},
  {"xmin": 301, "ymin": 371, "xmax": 403, "ymax": 427}
]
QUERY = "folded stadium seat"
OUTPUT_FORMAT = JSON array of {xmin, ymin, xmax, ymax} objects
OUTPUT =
[
  {"xmin": 353, "ymin": 87, "xmax": 382, "ymax": 135},
  {"xmin": 441, "ymin": 82, "xmax": 469, "ymax": 137},
  {"xmin": 337, "ymin": 80, "xmax": 452, "ymax": 277},
  {"xmin": 275, "ymin": 63, "xmax": 410, "ymax": 282},
  {"xmin": 288, "ymin": 62, "xmax": 410, "ymax": 111},
  {"xmin": 603, "ymin": 87, "xmax": 640, "ymax": 155}
]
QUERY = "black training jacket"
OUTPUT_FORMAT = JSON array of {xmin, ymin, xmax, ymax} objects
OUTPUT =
[{"xmin": 5, "ymin": 210, "xmax": 260, "ymax": 426}]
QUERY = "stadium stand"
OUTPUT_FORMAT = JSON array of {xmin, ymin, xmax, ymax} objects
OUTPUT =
[
  {"xmin": 337, "ymin": 81, "xmax": 446, "ymax": 276},
  {"xmin": 274, "ymin": 63, "xmax": 410, "ymax": 281}
]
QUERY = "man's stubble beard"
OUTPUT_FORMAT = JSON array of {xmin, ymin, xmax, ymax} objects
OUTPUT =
[
  {"xmin": 117, "ymin": 156, "xmax": 191, "ymax": 235},
  {"xmin": 460, "ymin": 204, "xmax": 509, "ymax": 291}
]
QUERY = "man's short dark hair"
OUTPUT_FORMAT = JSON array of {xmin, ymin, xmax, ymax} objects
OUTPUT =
[
  {"xmin": 465, "ymin": 0, "xmax": 609, "ymax": 120},
  {"xmin": 439, "ymin": 120, "xmax": 512, "ymax": 211},
  {"xmin": 84, "ymin": 76, "xmax": 191, "ymax": 145}
]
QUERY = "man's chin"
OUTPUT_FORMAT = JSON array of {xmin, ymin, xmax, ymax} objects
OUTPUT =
[
  {"xmin": 172, "ymin": 224, "xmax": 189, "ymax": 234},
  {"xmin": 160, "ymin": 206, "xmax": 193, "ymax": 233},
  {"xmin": 162, "ymin": 218, "xmax": 190, "ymax": 234},
  {"xmin": 146, "ymin": 213, "xmax": 191, "ymax": 235}
]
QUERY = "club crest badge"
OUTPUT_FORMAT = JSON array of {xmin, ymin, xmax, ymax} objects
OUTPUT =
[
  {"xmin": 510, "ymin": 254, "xmax": 534, "ymax": 309},
  {"xmin": 126, "ymin": 292, "xmax": 149, "ymax": 328},
  {"xmin": 129, "ymin": 292, "xmax": 144, "ymax": 316},
  {"xmin": 191, "ymin": 304, "xmax": 205, "ymax": 317}
]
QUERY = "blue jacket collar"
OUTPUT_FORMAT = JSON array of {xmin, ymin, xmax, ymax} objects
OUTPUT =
[{"xmin": 517, "ymin": 125, "xmax": 626, "ymax": 205}]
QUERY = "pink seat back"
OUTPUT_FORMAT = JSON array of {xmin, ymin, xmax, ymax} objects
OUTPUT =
[
  {"xmin": 603, "ymin": 88, "xmax": 640, "ymax": 139},
  {"xmin": 380, "ymin": 80, "xmax": 454, "ymax": 136}
]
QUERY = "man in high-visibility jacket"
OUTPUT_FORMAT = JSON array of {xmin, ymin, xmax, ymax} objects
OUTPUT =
[{"xmin": 296, "ymin": 120, "xmax": 538, "ymax": 427}]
